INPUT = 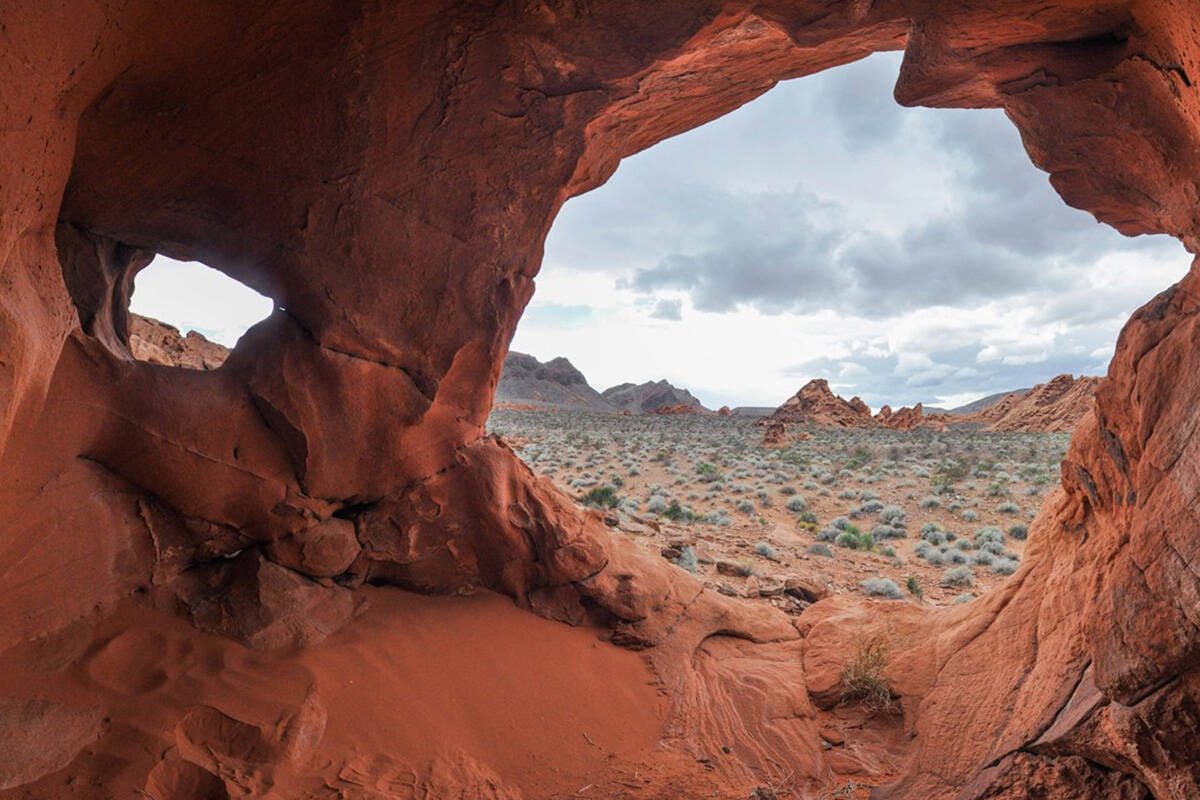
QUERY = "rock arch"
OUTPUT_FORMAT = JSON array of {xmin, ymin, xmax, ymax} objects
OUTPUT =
[{"xmin": 1, "ymin": 0, "xmax": 1198, "ymax": 797}]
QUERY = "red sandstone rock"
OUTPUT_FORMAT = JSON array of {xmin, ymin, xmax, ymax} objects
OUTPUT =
[
  {"xmin": 973, "ymin": 374, "xmax": 1100, "ymax": 432},
  {"xmin": 3, "ymin": 2, "xmax": 1200, "ymax": 798},
  {"xmin": 128, "ymin": 314, "xmax": 229, "ymax": 370},
  {"xmin": 761, "ymin": 379, "xmax": 881, "ymax": 429}
]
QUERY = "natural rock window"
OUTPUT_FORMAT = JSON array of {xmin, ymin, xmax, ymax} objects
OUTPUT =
[{"xmin": 127, "ymin": 255, "xmax": 272, "ymax": 370}]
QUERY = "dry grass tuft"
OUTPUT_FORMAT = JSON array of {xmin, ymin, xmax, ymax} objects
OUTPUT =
[{"xmin": 840, "ymin": 632, "xmax": 897, "ymax": 713}]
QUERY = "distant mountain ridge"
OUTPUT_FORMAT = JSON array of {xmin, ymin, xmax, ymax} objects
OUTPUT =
[
  {"xmin": 496, "ymin": 351, "xmax": 709, "ymax": 413},
  {"xmin": 495, "ymin": 351, "xmax": 611, "ymax": 410},
  {"xmin": 601, "ymin": 379, "xmax": 706, "ymax": 414}
]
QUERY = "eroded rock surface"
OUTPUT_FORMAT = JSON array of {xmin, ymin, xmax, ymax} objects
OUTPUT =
[
  {"xmin": 2, "ymin": 1, "xmax": 1200, "ymax": 797},
  {"xmin": 973, "ymin": 373, "xmax": 1101, "ymax": 432}
]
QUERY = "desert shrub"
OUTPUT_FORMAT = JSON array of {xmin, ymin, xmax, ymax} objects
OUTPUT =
[
  {"xmin": 780, "ymin": 485, "xmax": 796, "ymax": 495},
  {"xmin": 581, "ymin": 485, "xmax": 619, "ymax": 509},
  {"xmin": 662, "ymin": 500, "xmax": 693, "ymax": 522},
  {"xmin": 647, "ymin": 496, "xmax": 669, "ymax": 514},
  {"xmin": 871, "ymin": 523, "xmax": 905, "ymax": 541},
  {"xmin": 879, "ymin": 505, "xmax": 907, "ymax": 526},
  {"xmin": 673, "ymin": 546, "xmax": 699, "ymax": 573},
  {"xmin": 980, "ymin": 540, "xmax": 1005, "ymax": 556},
  {"xmin": 785, "ymin": 496, "xmax": 808, "ymax": 512},
  {"xmin": 815, "ymin": 527, "xmax": 838, "ymax": 542},
  {"xmin": 925, "ymin": 550, "xmax": 946, "ymax": 566},
  {"xmin": 955, "ymin": 538, "xmax": 974, "ymax": 551},
  {"xmin": 857, "ymin": 499, "xmax": 885, "ymax": 515},
  {"xmin": 1008, "ymin": 524, "xmax": 1029, "ymax": 540},
  {"xmin": 754, "ymin": 541, "xmax": 778, "ymax": 560},
  {"xmin": 840, "ymin": 634, "xmax": 897, "ymax": 712},
  {"xmin": 961, "ymin": 510, "xmax": 980, "ymax": 522},
  {"xmin": 880, "ymin": 545, "xmax": 896, "ymax": 558},
  {"xmin": 921, "ymin": 529, "xmax": 947, "ymax": 546},
  {"xmin": 906, "ymin": 575, "xmax": 923, "ymax": 599},
  {"xmin": 808, "ymin": 543, "xmax": 834, "ymax": 557},
  {"xmin": 947, "ymin": 550, "xmax": 967, "ymax": 564},
  {"xmin": 940, "ymin": 566, "xmax": 975, "ymax": 587},
  {"xmin": 735, "ymin": 499, "xmax": 755, "ymax": 514},
  {"xmin": 919, "ymin": 522, "xmax": 941, "ymax": 535},
  {"xmin": 830, "ymin": 516, "xmax": 852, "ymax": 531},
  {"xmin": 991, "ymin": 557, "xmax": 1019, "ymax": 575},
  {"xmin": 975, "ymin": 527, "xmax": 1004, "ymax": 546},
  {"xmin": 997, "ymin": 501, "xmax": 1020, "ymax": 514},
  {"xmin": 700, "ymin": 510, "xmax": 732, "ymax": 526},
  {"xmin": 918, "ymin": 495, "xmax": 940, "ymax": 510},
  {"xmin": 797, "ymin": 510, "xmax": 819, "ymax": 525},
  {"xmin": 860, "ymin": 578, "xmax": 903, "ymax": 600},
  {"xmin": 836, "ymin": 527, "xmax": 874, "ymax": 551},
  {"xmin": 953, "ymin": 592, "xmax": 974, "ymax": 604}
]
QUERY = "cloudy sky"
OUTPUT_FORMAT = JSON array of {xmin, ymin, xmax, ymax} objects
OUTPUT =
[
  {"xmin": 133, "ymin": 52, "xmax": 1189, "ymax": 410},
  {"xmin": 511, "ymin": 51, "xmax": 1189, "ymax": 410}
]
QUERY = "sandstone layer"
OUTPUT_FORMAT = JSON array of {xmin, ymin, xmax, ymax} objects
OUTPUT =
[
  {"xmin": 128, "ymin": 314, "xmax": 230, "ymax": 371},
  {"xmin": 2, "ymin": 1, "xmax": 1200, "ymax": 798},
  {"xmin": 972, "ymin": 373, "xmax": 1101, "ymax": 432}
]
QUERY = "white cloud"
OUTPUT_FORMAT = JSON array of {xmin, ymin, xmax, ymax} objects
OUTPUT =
[{"xmin": 130, "ymin": 256, "xmax": 273, "ymax": 347}]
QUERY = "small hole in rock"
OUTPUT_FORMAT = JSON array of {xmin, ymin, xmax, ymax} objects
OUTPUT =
[{"xmin": 128, "ymin": 255, "xmax": 273, "ymax": 370}]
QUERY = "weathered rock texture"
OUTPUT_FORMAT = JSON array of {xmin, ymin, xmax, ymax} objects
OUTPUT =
[
  {"xmin": 972, "ymin": 373, "xmax": 1101, "ymax": 432},
  {"xmin": 3, "ymin": 1, "xmax": 1200, "ymax": 798},
  {"xmin": 128, "ymin": 313, "xmax": 229, "ymax": 371},
  {"xmin": 762, "ymin": 378, "xmax": 881, "ymax": 429}
]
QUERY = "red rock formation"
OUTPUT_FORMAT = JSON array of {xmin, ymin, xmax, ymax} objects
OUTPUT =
[
  {"xmin": 762, "ymin": 378, "xmax": 882, "ymax": 429},
  {"xmin": 876, "ymin": 402, "xmax": 925, "ymax": 430},
  {"xmin": 761, "ymin": 420, "xmax": 791, "ymax": 447},
  {"xmin": 3, "ymin": 1, "xmax": 1200, "ymax": 798},
  {"xmin": 647, "ymin": 402, "xmax": 708, "ymax": 415},
  {"xmin": 974, "ymin": 374, "xmax": 1100, "ymax": 432},
  {"xmin": 128, "ymin": 313, "xmax": 230, "ymax": 371}
]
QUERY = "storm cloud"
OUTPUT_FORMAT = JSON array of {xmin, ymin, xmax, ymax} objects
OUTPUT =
[{"xmin": 517, "ymin": 51, "xmax": 1189, "ymax": 408}]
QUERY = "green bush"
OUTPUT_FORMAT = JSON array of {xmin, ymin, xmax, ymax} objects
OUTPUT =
[{"xmin": 581, "ymin": 485, "xmax": 619, "ymax": 509}]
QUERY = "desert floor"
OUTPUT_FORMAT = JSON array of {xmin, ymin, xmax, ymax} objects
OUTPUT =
[{"xmin": 488, "ymin": 409, "xmax": 1071, "ymax": 611}]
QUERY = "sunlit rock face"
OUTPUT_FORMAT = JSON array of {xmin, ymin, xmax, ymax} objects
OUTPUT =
[{"xmin": 1, "ymin": 1, "xmax": 1199, "ymax": 797}]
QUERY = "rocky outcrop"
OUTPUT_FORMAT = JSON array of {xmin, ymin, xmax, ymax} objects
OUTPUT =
[
  {"xmin": 602, "ymin": 379, "xmax": 707, "ymax": 414},
  {"xmin": 875, "ymin": 402, "xmax": 925, "ymax": 430},
  {"xmin": 948, "ymin": 387, "xmax": 1032, "ymax": 415},
  {"xmin": 495, "ymin": 350, "xmax": 611, "ymax": 410},
  {"xmin": 761, "ymin": 379, "xmax": 880, "ymax": 429},
  {"xmin": 974, "ymin": 374, "xmax": 1100, "ymax": 432},
  {"xmin": 763, "ymin": 381, "xmax": 939, "ymax": 431},
  {"xmin": 4, "ymin": 1, "xmax": 1200, "ymax": 798},
  {"xmin": 128, "ymin": 314, "xmax": 229, "ymax": 370}
]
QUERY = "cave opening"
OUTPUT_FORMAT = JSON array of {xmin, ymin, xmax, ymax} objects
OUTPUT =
[
  {"xmin": 489, "ymin": 50, "xmax": 1194, "ymax": 609},
  {"xmin": 127, "ymin": 254, "xmax": 273, "ymax": 370},
  {"xmin": 514, "ymin": 51, "xmax": 1190, "ymax": 415}
]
